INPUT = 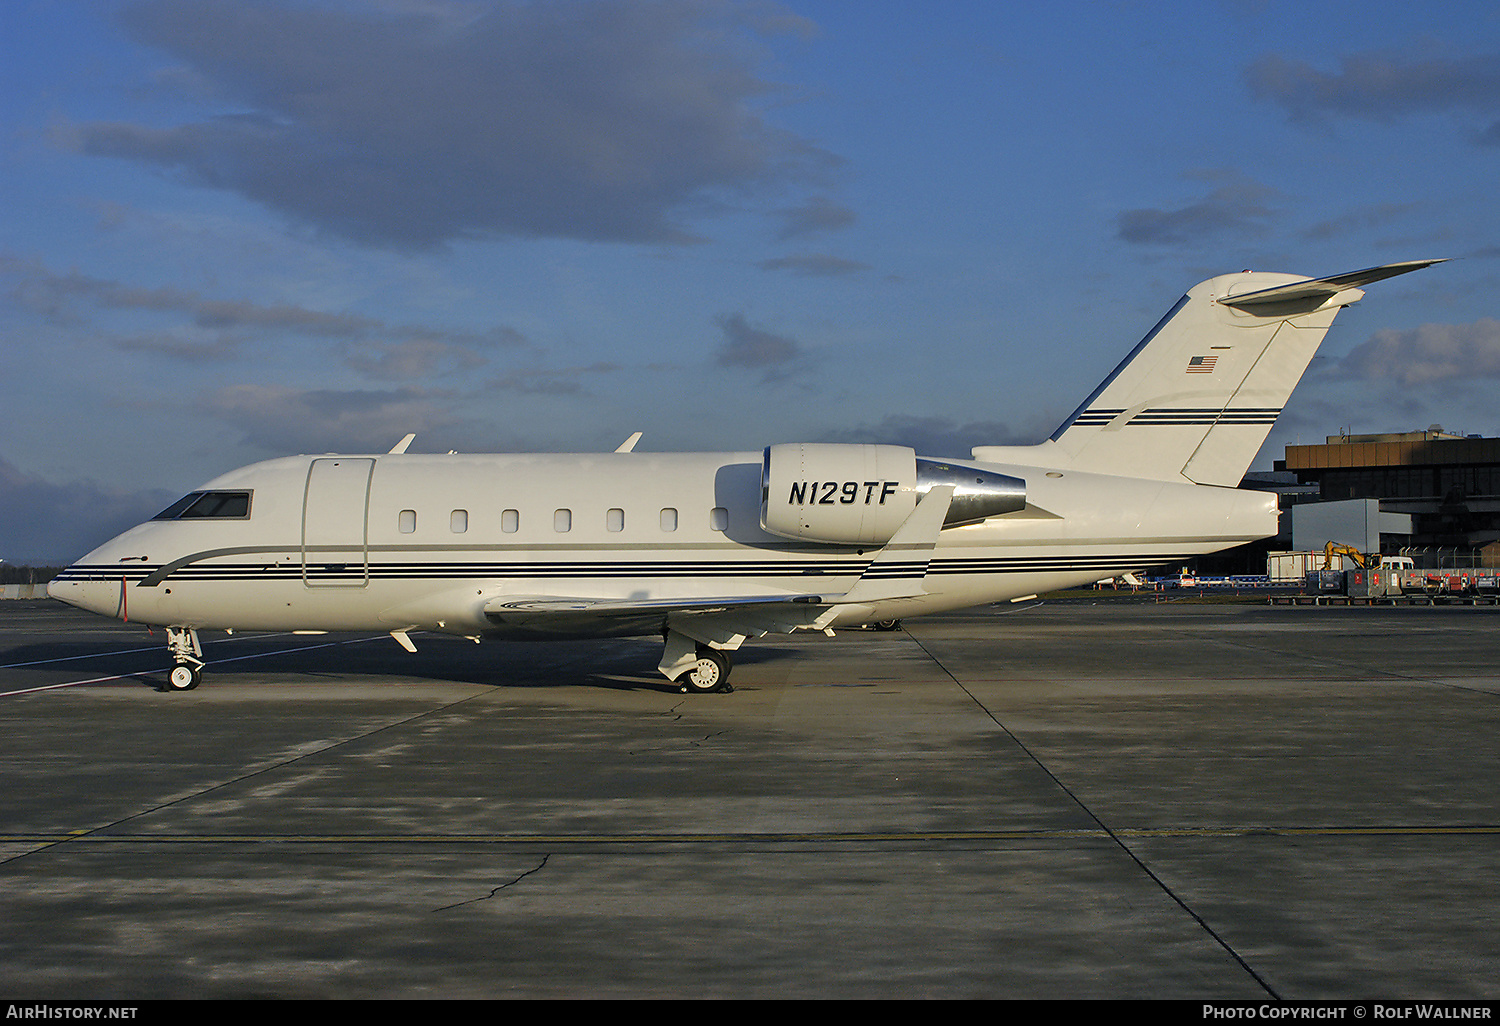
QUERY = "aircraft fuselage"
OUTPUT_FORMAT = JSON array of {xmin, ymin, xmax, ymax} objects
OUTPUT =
[{"xmin": 50, "ymin": 449, "xmax": 1274, "ymax": 639}]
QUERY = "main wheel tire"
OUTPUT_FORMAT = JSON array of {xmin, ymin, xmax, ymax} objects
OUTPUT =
[
  {"xmin": 167, "ymin": 664, "xmax": 201, "ymax": 691},
  {"xmin": 873, "ymin": 619, "xmax": 902, "ymax": 631},
  {"xmin": 682, "ymin": 649, "xmax": 729, "ymax": 693}
]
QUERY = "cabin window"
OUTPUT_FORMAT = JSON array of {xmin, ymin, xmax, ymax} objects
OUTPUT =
[
  {"xmin": 398, "ymin": 509, "xmax": 417, "ymax": 533},
  {"xmin": 152, "ymin": 491, "xmax": 252, "ymax": 520},
  {"xmin": 606, "ymin": 508, "xmax": 625, "ymax": 532},
  {"xmin": 554, "ymin": 509, "xmax": 572, "ymax": 532},
  {"xmin": 710, "ymin": 507, "xmax": 729, "ymax": 531},
  {"xmin": 450, "ymin": 509, "xmax": 468, "ymax": 533},
  {"xmin": 501, "ymin": 509, "xmax": 519, "ymax": 533},
  {"xmin": 660, "ymin": 508, "xmax": 678, "ymax": 532}
]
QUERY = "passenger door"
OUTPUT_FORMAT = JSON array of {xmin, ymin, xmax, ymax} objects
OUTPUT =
[{"xmin": 301, "ymin": 458, "xmax": 374, "ymax": 587}]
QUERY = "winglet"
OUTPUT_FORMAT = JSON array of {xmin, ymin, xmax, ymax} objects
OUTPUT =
[
  {"xmin": 615, "ymin": 432, "xmax": 643, "ymax": 453},
  {"xmin": 388, "ymin": 433, "xmax": 416, "ymax": 454}
]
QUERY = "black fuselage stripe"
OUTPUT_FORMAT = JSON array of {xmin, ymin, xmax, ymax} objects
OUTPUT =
[{"xmin": 57, "ymin": 553, "xmax": 1201, "ymax": 584}]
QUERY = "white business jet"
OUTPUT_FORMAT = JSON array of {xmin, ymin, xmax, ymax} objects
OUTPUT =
[{"xmin": 49, "ymin": 260, "xmax": 1442, "ymax": 693}]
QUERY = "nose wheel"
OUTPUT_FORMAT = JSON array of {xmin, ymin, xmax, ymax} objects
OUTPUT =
[
  {"xmin": 164, "ymin": 626, "xmax": 204, "ymax": 692},
  {"xmin": 168, "ymin": 663, "xmax": 202, "ymax": 691}
]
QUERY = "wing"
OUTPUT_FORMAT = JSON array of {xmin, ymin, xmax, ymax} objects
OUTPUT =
[{"xmin": 482, "ymin": 591, "xmax": 835, "ymax": 640}]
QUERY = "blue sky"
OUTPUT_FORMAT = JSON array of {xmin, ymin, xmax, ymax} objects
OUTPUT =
[{"xmin": 3, "ymin": 0, "xmax": 1499, "ymax": 562}]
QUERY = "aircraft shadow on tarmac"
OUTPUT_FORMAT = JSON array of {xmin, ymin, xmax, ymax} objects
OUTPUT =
[{"xmin": 6, "ymin": 628, "xmax": 807, "ymax": 694}]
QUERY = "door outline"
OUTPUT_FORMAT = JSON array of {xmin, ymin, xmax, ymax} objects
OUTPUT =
[{"xmin": 301, "ymin": 458, "xmax": 374, "ymax": 587}]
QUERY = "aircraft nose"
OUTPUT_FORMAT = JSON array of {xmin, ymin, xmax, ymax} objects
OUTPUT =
[
  {"xmin": 47, "ymin": 572, "xmax": 84, "ymax": 608},
  {"xmin": 47, "ymin": 572, "xmax": 121, "ymax": 618}
]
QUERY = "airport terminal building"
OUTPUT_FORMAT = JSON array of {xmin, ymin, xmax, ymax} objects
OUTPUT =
[
  {"xmin": 1277, "ymin": 427, "xmax": 1500, "ymax": 553},
  {"xmin": 1191, "ymin": 427, "xmax": 1500, "ymax": 576},
  {"xmin": 1185, "ymin": 427, "xmax": 1500, "ymax": 576}
]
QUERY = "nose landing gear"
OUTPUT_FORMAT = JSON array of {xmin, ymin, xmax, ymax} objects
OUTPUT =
[{"xmin": 165, "ymin": 626, "xmax": 204, "ymax": 691}]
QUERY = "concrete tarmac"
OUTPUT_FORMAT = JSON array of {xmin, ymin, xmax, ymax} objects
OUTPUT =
[{"xmin": 0, "ymin": 597, "xmax": 1496, "ymax": 999}]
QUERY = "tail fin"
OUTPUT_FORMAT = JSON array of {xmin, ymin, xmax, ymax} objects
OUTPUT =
[{"xmin": 1007, "ymin": 260, "xmax": 1443, "ymax": 487}]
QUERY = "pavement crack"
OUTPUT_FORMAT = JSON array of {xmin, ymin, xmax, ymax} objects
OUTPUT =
[{"xmin": 433, "ymin": 854, "xmax": 550, "ymax": 911}]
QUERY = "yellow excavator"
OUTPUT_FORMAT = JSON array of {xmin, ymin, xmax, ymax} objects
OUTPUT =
[{"xmin": 1320, "ymin": 542, "xmax": 1378, "ymax": 570}]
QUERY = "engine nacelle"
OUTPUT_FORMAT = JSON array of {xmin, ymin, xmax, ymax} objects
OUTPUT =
[{"xmin": 760, "ymin": 443, "xmax": 1027, "ymax": 545}]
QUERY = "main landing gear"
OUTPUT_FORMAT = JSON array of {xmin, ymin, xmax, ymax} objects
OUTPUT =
[
  {"xmin": 660, "ymin": 630, "xmax": 735, "ymax": 694},
  {"xmin": 164, "ymin": 626, "xmax": 204, "ymax": 691},
  {"xmin": 679, "ymin": 645, "xmax": 733, "ymax": 694}
]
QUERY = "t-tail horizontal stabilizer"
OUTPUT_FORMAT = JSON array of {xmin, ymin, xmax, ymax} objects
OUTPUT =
[
  {"xmin": 1038, "ymin": 259, "xmax": 1444, "ymax": 487},
  {"xmin": 1216, "ymin": 260, "xmax": 1446, "ymax": 309}
]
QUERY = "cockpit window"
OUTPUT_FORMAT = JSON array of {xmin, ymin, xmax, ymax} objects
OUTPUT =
[{"xmin": 152, "ymin": 491, "xmax": 252, "ymax": 520}]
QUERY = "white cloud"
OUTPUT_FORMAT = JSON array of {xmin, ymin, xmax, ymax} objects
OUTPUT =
[
  {"xmin": 207, "ymin": 383, "xmax": 472, "ymax": 453},
  {"xmin": 1246, "ymin": 47, "xmax": 1500, "ymax": 143},
  {"xmin": 1335, "ymin": 318, "xmax": 1500, "ymax": 386},
  {"xmin": 71, "ymin": 0, "xmax": 838, "ymax": 248},
  {"xmin": 1, "ymin": 254, "xmax": 522, "ymax": 378},
  {"xmin": 773, "ymin": 196, "xmax": 856, "ymax": 240},
  {"xmin": 1117, "ymin": 172, "xmax": 1278, "ymax": 246},
  {"xmin": 714, "ymin": 312, "xmax": 800, "ymax": 381},
  {"xmin": 758, "ymin": 253, "xmax": 870, "ymax": 276}
]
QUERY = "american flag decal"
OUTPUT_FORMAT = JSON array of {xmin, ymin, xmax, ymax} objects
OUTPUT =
[{"xmin": 1186, "ymin": 355, "xmax": 1217, "ymax": 373}]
